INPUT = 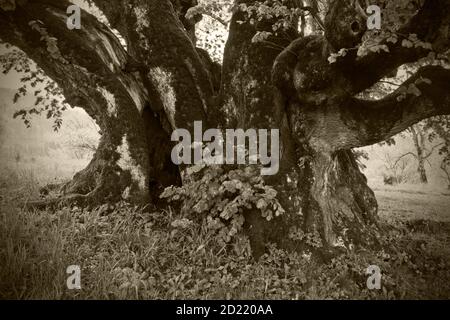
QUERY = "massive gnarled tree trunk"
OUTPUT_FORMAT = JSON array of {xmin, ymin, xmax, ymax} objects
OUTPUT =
[{"xmin": 1, "ymin": 0, "xmax": 449, "ymax": 258}]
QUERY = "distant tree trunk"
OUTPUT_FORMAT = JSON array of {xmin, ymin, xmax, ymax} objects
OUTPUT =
[
  {"xmin": 440, "ymin": 161, "xmax": 450, "ymax": 189},
  {"xmin": 410, "ymin": 125, "xmax": 428, "ymax": 184},
  {"xmin": 417, "ymin": 159, "xmax": 428, "ymax": 184}
]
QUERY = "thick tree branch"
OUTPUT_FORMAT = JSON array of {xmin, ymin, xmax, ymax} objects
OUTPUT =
[
  {"xmin": 0, "ymin": 0, "xmax": 148, "ymax": 119},
  {"xmin": 92, "ymin": 0, "xmax": 214, "ymax": 132},
  {"xmin": 0, "ymin": 0, "xmax": 156, "ymax": 199},
  {"xmin": 341, "ymin": 0, "xmax": 450, "ymax": 94},
  {"xmin": 341, "ymin": 66, "xmax": 450, "ymax": 149},
  {"xmin": 222, "ymin": 0, "xmax": 299, "ymax": 128}
]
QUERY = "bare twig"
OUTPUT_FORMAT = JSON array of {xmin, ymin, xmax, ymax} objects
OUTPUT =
[
  {"xmin": 393, "ymin": 152, "xmax": 417, "ymax": 168},
  {"xmin": 197, "ymin": 8, "xmax": 229, "ymax": 27},
  {"xmin": 424, "ymin": 142, "xmax": 445, "ymax": 159}
]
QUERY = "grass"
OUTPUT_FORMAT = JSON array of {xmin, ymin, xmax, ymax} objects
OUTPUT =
[
  {"xmin": 0, "ymin": 173, "xmax": 449, "ymax": 300},
  {"xmin": 375, "ymin": 186, "xmax": 450, "ymax": 222}
]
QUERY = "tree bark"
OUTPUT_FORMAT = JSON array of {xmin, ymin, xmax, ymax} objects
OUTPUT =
[
  {"xmin": 221, "ymin": 0, "xmax": 449, "ymax": 258},
  {"xmin": 218, "ymin": 0, "xmax": 382, "ymax": 258}
]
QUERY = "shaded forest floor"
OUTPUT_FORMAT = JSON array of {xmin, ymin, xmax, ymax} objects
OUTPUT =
[{"xmin": 0, "ymin": 171, "xmax": 449, "ymax": 300}]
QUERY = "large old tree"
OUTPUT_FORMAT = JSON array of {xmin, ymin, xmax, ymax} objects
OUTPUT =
[{"xmin": 1, "ymin": 0, "xmax": 449, "ymax": 258}]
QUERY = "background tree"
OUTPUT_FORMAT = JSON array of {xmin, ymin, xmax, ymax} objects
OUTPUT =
[
  {"xmin": 382, "ymin": 151, "xmax": 411, "ymax": 185},
  {"xmin": 366, "ymin": 62, "xmax": 450, "ymax": 185},
  {"xmin": 440, "ymin": 160, "xmax": 450, "ymax": 189},
  {"xmin": 389, "ymin": 122, "xmax": 443, "ymax": 184},
  {"xmin": 1, "ymin": 0, "xmax": 450, "ymax": 259},
  {"xmin": 407, "ymin": 124, "xmax": 431, "ymax": 183},
  {"xmin": 425, "ymin": 115, "xmax": 450, "ymax": 188}
]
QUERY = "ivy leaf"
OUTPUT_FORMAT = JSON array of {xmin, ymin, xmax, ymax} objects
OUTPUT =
[
  {"xmin": 386, "ymin": 35, "xmax": 398, "ymax": 44},
  {"xmin": 401, "ymin": 39, "xmax": 414, "ymax": 48},
  {"xmin": 251, "ymin": 31, "xmax": 272, "ymax": 43},
  {"xmin": 256, "ymin": 198, "xmax": 267, "ymax": 209}
]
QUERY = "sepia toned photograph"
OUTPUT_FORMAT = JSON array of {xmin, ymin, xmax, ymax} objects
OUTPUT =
[{"xmin": 0, "ymin": 0, "xmax": 449, "ymax": 304}]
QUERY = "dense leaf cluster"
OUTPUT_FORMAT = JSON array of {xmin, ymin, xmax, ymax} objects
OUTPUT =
[{"xmin": 161, "ymin": 163, "xmax": 285, "ymax": 244}]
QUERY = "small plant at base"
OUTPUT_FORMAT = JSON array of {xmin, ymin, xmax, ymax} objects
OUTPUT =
[
  {"xmin": 288, "ymin": 226, "xmax": 323, "ymax": 248},
  {"xmin": 161, "ymin": 163, "xmax": 285, "ymax": 245}
]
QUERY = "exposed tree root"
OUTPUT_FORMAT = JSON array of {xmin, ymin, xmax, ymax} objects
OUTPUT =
[
  {"xmin": 25, "ymin": 181, "xmax": 111, "ymax": 210},
  {"xmin": 25, "ymin": 193, "xmax": 93, "ymax": 211},
  {"xmin": 24, "ymin": 158, "xmax": 141, "ymax": 210}
]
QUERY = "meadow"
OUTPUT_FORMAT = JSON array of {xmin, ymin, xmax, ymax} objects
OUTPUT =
[{"xmin": 0, "ymin": 167, "xmax": 449, "ymax": 299}]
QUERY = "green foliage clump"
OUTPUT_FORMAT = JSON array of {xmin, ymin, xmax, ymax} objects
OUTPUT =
[
  {"xmin": 236, "ymin": 0, "xmax": 302, "ymax": 43},
  {"xmin": 0, "ymin": 44, "xmax": 68, "ymax": 131},
  {"xmin": 288, "ymin": 226, "xmax": 323, "ymax": 248},
  {"xmin": 329, "ymin": 0, "xmax": 442, "ymax": 64},
  {"xmin": 161, "ymin": 164, "xmax": 285, "ymax": 244}
]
